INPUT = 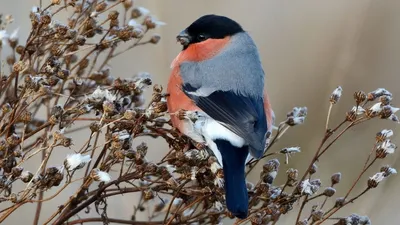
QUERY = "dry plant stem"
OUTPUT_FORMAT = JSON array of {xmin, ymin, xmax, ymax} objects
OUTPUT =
[
  {"xmin": 295, "ymin": 195, "xmax": 309, "ymax": 223},
  {"xmin": 316, "ymin": 188, "xmax": 371, "ymax": 224},
  {"xmin": 30, "ymin": 178, "xmax": 83, "ymax": 203},
  {"xmin": 163, "ymin": 180, "xmax": 191, "ymax": 224},
  {"xmin": 296, "ymin": 119, "xmax": 348, "ymax": 187},
  {"xmin": 320, "ymin": 196, "xmax": 329, "ymax": 210},
  {"xmin": 84, "ymin": 131, "xmax": 101, "ymax": 178},
  {"xmin": 0, "ymin": 203, "xmax": 23, "ymax": 222},
  {"xmin": 344, "ymin": 157, "xmax": 377, "ymax": 199},
  {"xmin": 294, "ymin": 119, "xmax": 348, "ymax": 224},
  {"xmin": 132, "ymin": 192, "xmax": 144, "ymax": 220},
  {"xmin": 326, "ymin": 103, "xmax": 333, "ymax": 130},
  {"xmin": 33, "ymin": 144, "xmax": 46, "ymax": 225},
  {"xmin": 21, "ymin": 141, "xmax": 57, "ymax": 199},
  {"xmin": 177, "ymin": 195, "xmax": 209, "ymax": 216},
  {"xmin": 53, "ymin": 176, "xmax": 135, "ymax": 225},
  {"xmin": 43, "ymin": 179, "xmax": 93, "ymax": 225},
  {"xmin": 66, "ymin": 217, "xmax": 170, "ymax": 225}
]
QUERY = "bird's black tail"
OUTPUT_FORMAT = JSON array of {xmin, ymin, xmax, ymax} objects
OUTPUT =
[{"xmin": 215, "ymin": 139, "xmax": 249, "ymax": 219}]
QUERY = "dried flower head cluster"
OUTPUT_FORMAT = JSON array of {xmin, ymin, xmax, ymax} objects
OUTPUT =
[{"xmin": 0, "ymin": 2, "xmax": 397, "ymax": 225}]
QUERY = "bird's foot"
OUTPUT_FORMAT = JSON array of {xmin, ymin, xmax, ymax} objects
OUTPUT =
[{"xmin": 177, "ymin": 109, "xmax": 187, "ymax": 120}]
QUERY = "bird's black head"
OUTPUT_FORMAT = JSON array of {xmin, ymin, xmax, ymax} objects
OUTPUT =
[{"xmin": 177, "ymin": 14, "xmax": 244, "ymax": 49}]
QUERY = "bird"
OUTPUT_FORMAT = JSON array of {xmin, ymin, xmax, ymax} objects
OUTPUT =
[{"xmin": 166, "ymin": 14, "xmax": 274, "ymax": 219}]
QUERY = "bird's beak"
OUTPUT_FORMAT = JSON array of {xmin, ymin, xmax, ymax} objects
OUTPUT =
[{"xmin": 176, "ymin": 30, "xmax": 191, "ymax": 46}]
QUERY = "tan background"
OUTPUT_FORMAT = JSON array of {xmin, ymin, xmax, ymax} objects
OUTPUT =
[{"xmin": 1, "ymin": 0, "xmax": 400, "ymax": 224}]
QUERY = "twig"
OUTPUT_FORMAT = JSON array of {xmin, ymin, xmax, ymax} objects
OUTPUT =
[
  {"xmin": 317, "ymin": 188, "xmax": 371, "ymax": 224},
  {"xmin": 66, "ymin": 217, "xmax": 170, "ymax": 225}
]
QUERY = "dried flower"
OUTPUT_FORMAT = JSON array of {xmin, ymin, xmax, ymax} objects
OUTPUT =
[
  {"xmin": 131, "ymin": 7, "xmax": 150, "ymax": 19},
  {"xmin": 123, "ymin": 0, "xmax": 133, "ymax": 9},
  {"xmin": 342, "ymin": 214, "xmax": 371, "ymax": 225},
  {"xmin": 388, "ymin": 114, "xmax": 400, "ymax": 123},
  {"xmin": 87, "ymin": 86, "xmax": 116, "ymax": 102},
  {"xmin": 311, "ymin": 210, "xmax": 324, "ymax": 222},
  {"xmin": 367, "ymin": 88, "xmax": 392, "ymax": 101},
  {"xmin": 354, "ymin": 91, "xmax": 367, "ymax": 104},
  {"xmin": 380, "ymin": 165, "xmax": 397, "ymax": 177},
  {"xmin": 8, "ymin": 28, "xmax": 18, "ymax": 48},
  {"xmin": 263, "ymin": 159, "xmax": 280, "ymax": 173},
  {"xmin": 309, "ymin": 163, "xmax": 318, "ymax": 175},
  {"xmin": 280, "ymin": 147, "xmax": 301, "ymax": 154},
  {"xmin": 297, "ymin": 219, "xmax": 308, "ymax": 225},
  {"xmin": 150, "ymin": 34, "xmax": 161, "ymax": 44},
  {"xmin": 61, "ymin": 137, "xmax": 73, "ymax": 147},
  {"xmin": 281, "ymin": 147, "xmax": 301, "ymax": 164},
  {"xmin": 209, "ymin": 158, "xmax": 222, "ymax": 174},
  {"xmin": 376, "ymin": 139, "xmax": 397, "ymax": 158},
  {"xmin": 331, "ymin": 172, "xmax": 342, "ymax": 186},
  {"xmin": 263, "ymin": 171, "xmax": 277, "ymax": 184},
  {"xmin": 330, "ymin": 86, "xmax": 343, "ymax": 104},
  {"xmin": 346, "ymin": 106, "xmax": 366, "ymax": 121},
  {"xmin": 376, "ymin": 129, "xmax": 394, "ymax": 142},
  {"xmin": 286, "ymin": 117, "xmax": 305, "ymax": 126},
  {"xmin": 112, "ymin": 130, "xmax": 131, "ymax": 141},
  {"xmin": 323, "ymin": 187, "xmax": 336, "ymax": 197},
  {"xmin": 64, "ymin": 153, "xmax": 91, "ymax": 171},
  {"xmin": 144, "ymin": 16, "xmax": 166, "ymax": 29},
  {"xmin": 286, "ymin": 107, "xmax": 307, "ymax": 126},
  {"xmin": 213, "ymin": 201, "xmax": 224, "ymax": 212},
  {"xmin": 11, "ymin": 167, "xmax": 23, "ymax": 177},
  {"xmin": 299, "ymin": 179, "xmax": 320, "ymax": 196},
  {"xmin": 351, "ymin": 106, "xmax": 365, "ymax": 115},
  {"xmin": 380, "ymin": 105, "xmax": 399, "ymax": 119},
  {"xmin": 53, "ymin": 128, "xmax": 66, "ymax": 141},
  {"xmin": 334, "ymin": 197, "xmax": 345, "ymax": 207},
  {"xmin": 6, "ymin": 133, "xmax": 20, "ymax": 146},
  {"xmin": 185, "ymin": 149, "xmax": 208, "ymax": 161},
  {"xmin": 143, "ymin": 189, "xmax": 154, "ymax": 201},
  {"xmin": 9, "ymin": 193, "xmax": 17, "ymax": 203},
  {"xmin": 2, "ymin": 103, "xmax": 12, "ymax": 114},
  {"xmin": 214, "ymin": 171, "xmax": 224, "ymax": 188},
  {"xmin": 380, "ymin": 95, "xmax": 393, "ymax": 105},
  {"xmin": 367, "ymin": 102, "xmax": 383, "ymax": 117},
  {"xmin": 286, "ymin": 168, "xmax": 298, "ymax": 182},
  {"xmin": 90, "ymin": 169, "xmax": 111, "ymax": 182},
  {"xmin": 367, "ymin": 172, "xmax": 385, "ymax": 188}
]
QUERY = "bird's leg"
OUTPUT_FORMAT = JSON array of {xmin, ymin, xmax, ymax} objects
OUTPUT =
[{"xmin": 192, "ymin": 140, "xmax": 206, "ymax": 150}]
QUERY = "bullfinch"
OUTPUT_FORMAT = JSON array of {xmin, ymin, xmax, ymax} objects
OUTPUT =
[{"xmin": 167, "ymin": 14, "xmax": 274, "ymax": 219}]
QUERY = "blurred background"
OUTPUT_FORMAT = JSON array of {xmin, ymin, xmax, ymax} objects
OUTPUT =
[{"xmin": 1, "ymin": 0, "xmax": 400, "ymax": 224}]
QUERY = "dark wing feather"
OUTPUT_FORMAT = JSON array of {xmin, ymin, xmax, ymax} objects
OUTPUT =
[{"xmin": 182, "ymin": 83, "xmax": 267, "ymax": 158}]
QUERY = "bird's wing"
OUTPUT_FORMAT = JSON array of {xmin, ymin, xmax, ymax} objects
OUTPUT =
[{"xmin": 182, "ymin": 83, "xmax": 267, "ymax": 159}]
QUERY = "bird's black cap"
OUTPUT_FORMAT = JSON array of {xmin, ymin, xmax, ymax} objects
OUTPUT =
[{"xmin": 177, "ymin": 14, "xmax": 244, "ymax": 49}]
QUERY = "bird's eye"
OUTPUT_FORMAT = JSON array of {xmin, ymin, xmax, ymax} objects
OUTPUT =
[{"xmin": 197, "ymin": 34, "xmax": 207, "ymax": 41}]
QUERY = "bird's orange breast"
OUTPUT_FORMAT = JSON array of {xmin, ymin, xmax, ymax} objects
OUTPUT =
[{"xmin": 167, "ymin": 37, "xmax": 231, "ymax": 131}]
